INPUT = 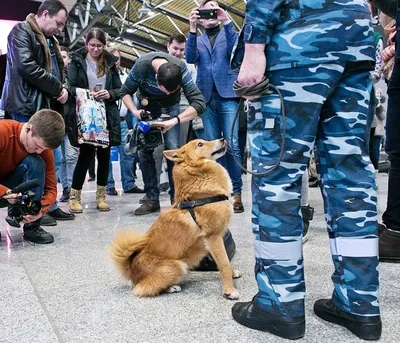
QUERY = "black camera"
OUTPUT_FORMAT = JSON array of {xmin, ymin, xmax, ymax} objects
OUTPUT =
[
  {"xmin": 125, "ymin": 111, "xmax": 164, "ymax": 153},
  {"xmin": 198, "ymin": 8, "xmax": 218, "ymax": 19},
  {"xmin": 4, "ymin": 180, "xmax": 42, "ymax": 228}
]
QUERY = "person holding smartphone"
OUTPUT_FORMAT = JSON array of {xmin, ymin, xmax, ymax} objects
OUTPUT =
[
  {"xmin": 66, "ymin": 28, "xmax": 122, "ymax": 213},
  {"xmin": 186, "ymin": 0, "xmax": 244, "ymax": 214}
]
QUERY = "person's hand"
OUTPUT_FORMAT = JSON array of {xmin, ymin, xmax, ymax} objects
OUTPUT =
[
  {"xmin": 216, "ymin": 7, "xmax": 229, "ymax": 23},
  {"xmin": 23, "ymin": 211, "xmax": 43, "ymax": 224},
  {"xmin": 188, "ymin": 8, "xmax": 199, "ymax": 32},
  {"xmin": 3, "ymin": 191, "xmax": 21, "ymax": 204},
  {"xmin": 150, "ymin": 118, "xmax": 176, "ymax": 134},
  {"xmin": 132, "ymin": 109, "xmax": 146, "ymax": 120},
  {"xmin": 237, "ymin": 44, "xmax": 267, "ymax": 100},
  {"xmin": 382, "ymin": 45, "xmax": 395, "ymax": 63},
  {"xmin": 57, "ymin": 88, "xmax": 69, "ymax": 104},
  {"xmin": 93, "ymin": 89, "xmax": 110, "ymax": 100}
]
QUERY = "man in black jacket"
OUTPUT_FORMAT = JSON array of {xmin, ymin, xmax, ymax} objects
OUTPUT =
[{"xmin": 0, "ymin": 0, "xmax": 74, "ymax": 232}]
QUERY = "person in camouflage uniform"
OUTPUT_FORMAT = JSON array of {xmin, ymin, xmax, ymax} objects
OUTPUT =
[{"xmin": 231, "ymin": 0, "xmax": 382, "ymax": 340}]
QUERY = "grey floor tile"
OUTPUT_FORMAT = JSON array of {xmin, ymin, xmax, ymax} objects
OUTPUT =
[{"xmin": 0, "ymin": 169, "xmax": 398, "ymax": 342}]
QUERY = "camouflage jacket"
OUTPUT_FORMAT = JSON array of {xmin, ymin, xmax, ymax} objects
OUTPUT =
[{"xmin": 242, "ymin": 0, "xmax": 375, "ymax": 71}]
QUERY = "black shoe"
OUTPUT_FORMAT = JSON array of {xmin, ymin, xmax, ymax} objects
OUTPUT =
[
  {"xmin": 40, "ymin": 214, "xmax": 57, "ymax": 226},
  {"xmin": 124, "ymin": 186, "xmax": 145, "ymax": 194},
  {"xmin": 379, "ymin": 224, "xmax": 400, "ymax": 262},
  {"xmin": 59, "ymin": 188, "xmax": 70, "ymax": 202},
  {"xmin": 232, "ymin": 300, "xmax": 305, "ymax": 340},
  {"xmin": 48, "ymin": 208, "xmax": 75, "ymax": 221},
  {"xmin": 314, "ymin": 299, "xmax": 381, "ymax": 340},
  {"xmin": 309, "ymin": 177, "xmax": 319, "ymax": 188},
  {"xmin": 23, "ymin": 225, "xmax": 54, "ymax": 244},
  {"xmin": 301, "ymin": 205, "xmax": 314, "ymax": 244},
  {"xmin": 88, "ymin": 176, "xmax": 95, "ymax": 182},
  {"xmin": 106, "ymin": 187, "xmax": 119, "ymax": 196}
]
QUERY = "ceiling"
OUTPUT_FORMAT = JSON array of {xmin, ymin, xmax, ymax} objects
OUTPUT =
[{"xmin": 62, "ymin": 0, "xmax": 246, "ymax": 68}]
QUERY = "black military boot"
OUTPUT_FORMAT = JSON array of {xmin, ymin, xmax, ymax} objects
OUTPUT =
[
  {"xmin": 232, "ymin": 298, "xmax": 305, "ymax": 340},
  {"xmin": 314, "ymin": 299, "xmax": 381, "ymax": 340}
]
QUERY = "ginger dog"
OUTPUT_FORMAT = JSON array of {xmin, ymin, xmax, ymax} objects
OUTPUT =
[{"xmin": 109, "ymin": 138, "xmax": 241, "ymax": 299}]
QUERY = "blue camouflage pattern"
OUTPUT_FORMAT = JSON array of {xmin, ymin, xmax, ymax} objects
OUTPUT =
[
  {"xmin": 249, "ymin": 61, "xmax": 380, "ymax": 318},
  {"xmin": 240, "ymin": 0, "xmax": 375, "ymax": 71}
]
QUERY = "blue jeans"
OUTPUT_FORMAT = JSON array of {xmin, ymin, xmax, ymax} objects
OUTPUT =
[
  {"xmin": 107, "ymin": 120, "xmax": 136, "ymax": 191},
  {"xmin": 138, "ymin": 104, "xmax": 180, "ymax": 201},
  {"xmin": 202, "ymin": 92, "xmax": 243, "ymax": 194},
  {"xmin": 59, "ymin": 134, "xmax": 78, "ymax": 190},
  {"xmin": 10, "ymin": 112, "xmax": 59, "ymax": 213},
  {"xmin": 383, "ymin": 16, "xmax": 400, "ymax": 230},
  {"xmin": 2, "ymin": 155, "xmax": 46, "ymax": 228}
]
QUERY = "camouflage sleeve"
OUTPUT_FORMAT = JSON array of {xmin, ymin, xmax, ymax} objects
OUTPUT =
[{"xmin": 243, "ymin": 0, "xmax": 285, "ymax": 44}]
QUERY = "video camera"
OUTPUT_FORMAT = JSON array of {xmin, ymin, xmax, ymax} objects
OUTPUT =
[
  {"xmin": 125, "ymin": 111, "xmax": 164, "ymax": 153},
  {"xmin": 4, "ymin": 180, "xmax": 42, "ymax": 228}
]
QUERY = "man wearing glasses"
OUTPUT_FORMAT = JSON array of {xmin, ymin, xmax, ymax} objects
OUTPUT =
[{"xmin": 121, "ymin": 51, "xmax": 205, "ymax": 214}]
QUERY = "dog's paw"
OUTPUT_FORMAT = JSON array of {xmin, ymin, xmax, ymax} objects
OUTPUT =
[
  {"xmin": 165, "ymin": 285, "xmax": 182, "ymax": 293},
  {"xmin": 232, "ymin": 269, "xmax": 241, "ymax": 279},
  {"xmin": 223, "ymin": 289, "xmax": 240, "ymax": 300}
]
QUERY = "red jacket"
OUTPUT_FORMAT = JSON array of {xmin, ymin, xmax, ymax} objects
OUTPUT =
[{"xmin": 0, "ymin": 120, "xmax": 56, "ymax": 213}]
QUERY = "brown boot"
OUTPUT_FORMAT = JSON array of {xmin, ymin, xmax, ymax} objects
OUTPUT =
[
  {"xmin": 135, "ymin": 200, "xmax": 160, "ymax": 215},
  {"xmin": 96, "ymin": 185, "xmax": 110, "ymax": 211},
  {"xmin": 233, "ymin": 194, "xmax": 244, "ymax": 213},
  {"xmin": 69, "ymin": 188, "xmax": 83, "ymax": 213}
]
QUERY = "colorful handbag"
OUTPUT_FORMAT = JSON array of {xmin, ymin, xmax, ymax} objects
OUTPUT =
[{"xmin": 75, "ymin": 88, "xmax": 109, "ymax": 147}]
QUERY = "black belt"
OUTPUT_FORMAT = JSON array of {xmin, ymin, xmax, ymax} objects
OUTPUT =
[{"xmin": 120, "ymin": 117, "xmax": 126, "ymax": 122}]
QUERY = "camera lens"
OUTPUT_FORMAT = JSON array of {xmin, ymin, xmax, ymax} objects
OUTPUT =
[{"xmin": 28, "ymin": 201, "xmax": 42, "ymax": 215}]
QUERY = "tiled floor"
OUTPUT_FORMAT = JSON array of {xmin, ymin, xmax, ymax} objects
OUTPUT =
[{"xmin": 0, "ymin": 168, "xmax": 398, "ymax": 343}]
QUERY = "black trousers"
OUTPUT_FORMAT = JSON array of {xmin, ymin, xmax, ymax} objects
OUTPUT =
[{"xmin": 72, "ymin": 144, "xmax": 110, "ymax": 189}]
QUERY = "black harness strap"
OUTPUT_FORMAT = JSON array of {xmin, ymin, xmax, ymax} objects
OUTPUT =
[{"xmin": 175, "ymin": 195, "xmax": 229, "ymax": 226}]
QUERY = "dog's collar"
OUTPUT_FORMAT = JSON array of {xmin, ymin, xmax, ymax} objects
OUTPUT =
[{"xmin": 175, "ymin": 195, "xmax": 229, "ymax": 210}]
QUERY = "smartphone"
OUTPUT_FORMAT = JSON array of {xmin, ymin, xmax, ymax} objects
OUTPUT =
[
  {"xmin": 94, "ymin": 83, "xmax": 103, "ymax": 91},
  {"xmin": 198, "ymin": 8, "xmax": 217, "ymax": 20}
]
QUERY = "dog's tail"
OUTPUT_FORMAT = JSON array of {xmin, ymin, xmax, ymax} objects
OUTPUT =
[{"xmin": 109, "ymin": 231, "xmax": 148, "ymax": 280}]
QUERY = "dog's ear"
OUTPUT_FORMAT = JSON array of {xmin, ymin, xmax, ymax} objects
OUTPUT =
[{"xmin": 164, "ymin": 149, "xmax": 182, "ymax": 163}]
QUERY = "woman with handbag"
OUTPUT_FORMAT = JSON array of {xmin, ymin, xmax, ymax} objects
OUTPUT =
[{"xmin": 66, "ymin": 28, "xmax": 122, "ymax": 212}]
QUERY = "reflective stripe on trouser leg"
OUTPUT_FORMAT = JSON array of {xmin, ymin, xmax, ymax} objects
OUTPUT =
[
  {"xmin": 248, "ymin": 62, "xmax": 379, "ymax": 318},
  {"xmin": 315, "ymin": 63, "xmax": 379, "ymax": 316}
]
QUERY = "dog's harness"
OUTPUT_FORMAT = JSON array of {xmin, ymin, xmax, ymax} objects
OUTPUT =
[{"xmin": 175, "ymin": 195, "xmax": 229, "ymax": 225}]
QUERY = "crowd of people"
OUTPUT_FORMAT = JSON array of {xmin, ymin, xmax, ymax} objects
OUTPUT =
[{"xmin": 1, "ymin": 0, "xmax": 399, "ymax": 340}]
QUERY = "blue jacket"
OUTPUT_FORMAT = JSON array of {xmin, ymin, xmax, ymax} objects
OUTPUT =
[{"xmin": 186, "ymin": 22, "xmax": 238, "ymax": 103}]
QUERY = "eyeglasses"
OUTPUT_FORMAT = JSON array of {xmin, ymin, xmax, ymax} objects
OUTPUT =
[{"xmin": 88, "ymin": 43, "xmax": 104, "ymax": 50}]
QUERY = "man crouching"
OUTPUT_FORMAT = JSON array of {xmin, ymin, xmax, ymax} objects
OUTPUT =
[{"xmin": 0, "ymin": 109, "xmax": 65, "ymax": 244}]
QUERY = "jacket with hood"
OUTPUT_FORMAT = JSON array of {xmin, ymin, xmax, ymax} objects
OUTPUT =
[
  {"xmin": 0, "ymin": 14, "xmax": 66, "ymax": 116},
  {"xmin": 66, "ymin": 48, "xmax": 122, "ymax": 147}
]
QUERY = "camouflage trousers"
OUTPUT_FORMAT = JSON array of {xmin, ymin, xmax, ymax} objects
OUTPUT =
[{"xmin": 248, "ymin": 62, "xmax": 380, "ymax": 318}]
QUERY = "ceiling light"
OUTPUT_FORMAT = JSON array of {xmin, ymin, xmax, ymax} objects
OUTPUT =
[{"xmin": 138, "ymin": 1, "xmax": 154, "ymax": 17}]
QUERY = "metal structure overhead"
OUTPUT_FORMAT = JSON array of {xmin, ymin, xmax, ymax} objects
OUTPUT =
[{"xmin": 63, "ymin": 0, "xmax": 245, "ymax": 67}]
